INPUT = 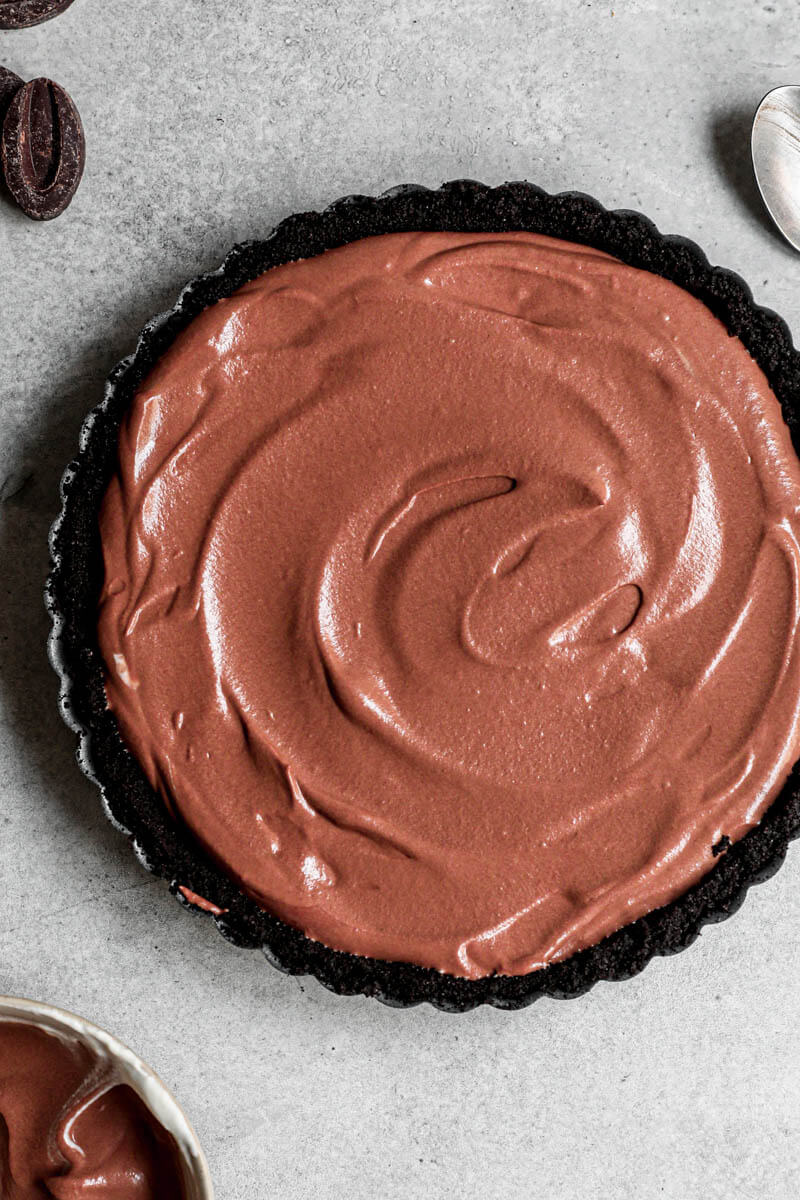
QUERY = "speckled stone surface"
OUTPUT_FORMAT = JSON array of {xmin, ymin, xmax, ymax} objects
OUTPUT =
[{"xmin": 2, "ymin": 2, "xmax": 800, "ymax": 1197}]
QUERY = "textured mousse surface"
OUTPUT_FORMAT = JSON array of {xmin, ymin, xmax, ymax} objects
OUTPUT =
[{"xmin": 98, "ymin": 231, "xmax": 800, "ymax": 977}]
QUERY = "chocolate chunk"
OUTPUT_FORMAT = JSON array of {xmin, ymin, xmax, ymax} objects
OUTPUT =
[
  {"xmin": 0, "ymin": 67, "xmax": 24, "ymax": 125},
  {"xmin": 1, "ymin": 78, "xmax": 85, "ymax": 220},
  {"xmin": 0, "ymin": 0, "xmax": 76, "ymax": 28},
  {"xmin": 0, "ymin": 68, "xmax": 23, "ymax": 202}
]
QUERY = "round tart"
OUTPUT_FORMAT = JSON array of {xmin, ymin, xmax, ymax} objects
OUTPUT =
[{"xmin": 47, "ymin": 181, "xmax": 800, "ymax": 1010}]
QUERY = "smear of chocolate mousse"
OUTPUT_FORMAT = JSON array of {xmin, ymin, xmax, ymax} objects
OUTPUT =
[{"xmin": 0, "ymin": 1020, "xmax": 187, "ymax": 1198}]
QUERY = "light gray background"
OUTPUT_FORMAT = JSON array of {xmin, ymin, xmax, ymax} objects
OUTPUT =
[{"xmin": 1, "ymin": 1, "xmax": 799, "ymax": 1197}]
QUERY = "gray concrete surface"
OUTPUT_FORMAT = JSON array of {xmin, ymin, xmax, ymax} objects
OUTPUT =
[{"xmin": 1, "ymin": 1, "xmax": 800, "ymax": 1197}]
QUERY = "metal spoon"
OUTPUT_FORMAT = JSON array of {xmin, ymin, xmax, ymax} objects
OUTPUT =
[{"xmin": 752, "ymin": 85, "xmax": 800, "ymax": 251}]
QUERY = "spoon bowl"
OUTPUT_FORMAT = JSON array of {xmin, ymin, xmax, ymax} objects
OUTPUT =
[{"xmin": 752, "ymin": 84, "xmax": 800, "ymax": 251}]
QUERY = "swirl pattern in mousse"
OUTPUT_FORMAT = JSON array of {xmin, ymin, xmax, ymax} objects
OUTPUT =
[
  {"xmin": 98, "ymin": 231, "xmax": 800, "ymax": 979},
  {"xmin": 0, "ymin": 1019, "xmax": 187, "ymax": 1198}
]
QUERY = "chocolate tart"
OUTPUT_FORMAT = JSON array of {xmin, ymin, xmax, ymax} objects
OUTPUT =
[{"xmin": 46, "ymin": 180, "xmax": 800, "ymax": 1011}]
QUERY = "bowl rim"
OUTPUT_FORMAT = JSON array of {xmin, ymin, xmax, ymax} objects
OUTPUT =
[
  {"xmin": 0, "ymin": 993, "xmax": 214, "ymax": 1197},
  {"xmin": 45, "ymin": 178, "xmax": 800, "ymax": 1011}
]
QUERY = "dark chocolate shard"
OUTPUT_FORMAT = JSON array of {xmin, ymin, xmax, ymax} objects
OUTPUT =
[
  {"xmin": 0, "ymin": 0, "xmax": 76, "ymax": 29},
  {"xmin": 0, "ymin": 67, "xmax": 23, "ymax": 125}
]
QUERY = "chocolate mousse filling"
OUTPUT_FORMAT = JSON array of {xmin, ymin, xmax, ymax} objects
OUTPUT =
[
  {"xmin": 0, "ymin": 1019, "xmax": 187, "ymax": 1198},
  {"xmin": 96, "ymin": 229, "xmax": 800, "ymax": 980}
]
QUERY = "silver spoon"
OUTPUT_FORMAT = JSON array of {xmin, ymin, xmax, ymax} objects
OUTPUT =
[{"xmin": 752, "ymin": 84, "xmax": 800, "ymax": 251}]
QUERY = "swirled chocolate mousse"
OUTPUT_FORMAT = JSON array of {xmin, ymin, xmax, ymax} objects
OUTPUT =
[
  {"xmin": 0, "ymin": 1018, "xmax": 187, "ymax": 1198},
  {"xmin": 98, "ymin": 231, "xmax": 800, "ymax": 979}
]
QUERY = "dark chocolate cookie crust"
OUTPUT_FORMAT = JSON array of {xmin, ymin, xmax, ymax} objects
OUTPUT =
[{"xmin": 46, "ymin": 180, "xmax": 800, "ymax": 1011}]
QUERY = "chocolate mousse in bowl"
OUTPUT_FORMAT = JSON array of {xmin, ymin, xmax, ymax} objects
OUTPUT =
[
  {"xmin": 0, "ymin": 996, "xmax": 212, "ymax": 1198},
  {"xmin": 47, "ymin": 181, "xmax": 800, "ymax": 1010}
]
